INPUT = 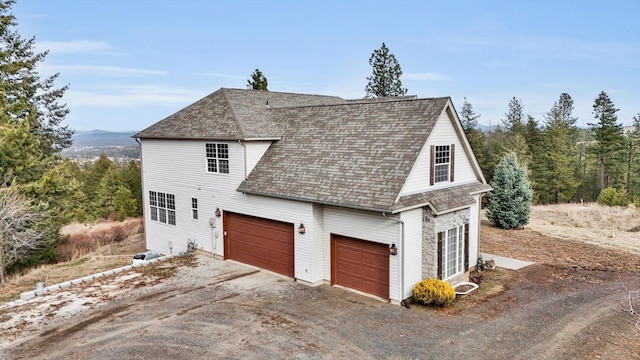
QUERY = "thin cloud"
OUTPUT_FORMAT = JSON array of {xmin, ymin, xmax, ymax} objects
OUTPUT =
[
  {"xmin": 403, "ymin": 72, "xmax": 452, "ymax": 81},
  {"xmin": 199, "ymin": 72, "xmax": 245, "ymax": 79},
  {"xmin": 66, "ymin": 85, "xmax": 206, "ymax": 108},
  {"xmin": 40, "ymin": 64, "xmax": 167, "ymax": 77},
  {"xmin": 36, "ymin": 39, "xmax": 115, "ymax": 55}
]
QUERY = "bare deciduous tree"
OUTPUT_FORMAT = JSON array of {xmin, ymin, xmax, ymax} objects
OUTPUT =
[{"xmin": 0, "ymin": 182, "xmax": 46, "ymax": 286}]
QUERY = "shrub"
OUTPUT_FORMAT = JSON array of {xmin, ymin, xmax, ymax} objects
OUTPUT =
[
  {"xmin": 412, "ymin": 278, "xmax": 456, "ymax": 307},
  {"xmin": 597, "ymin": 187, "xmax": 630, "ymax": 207}
]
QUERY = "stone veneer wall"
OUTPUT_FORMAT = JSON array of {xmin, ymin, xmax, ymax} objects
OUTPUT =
[{"xmin": 421, "ymin": 207, "xmax": 470, "ymax": 280}]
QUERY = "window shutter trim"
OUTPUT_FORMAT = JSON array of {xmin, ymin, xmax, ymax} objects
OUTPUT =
[
  {"xmin": 430, "ymin": 145, "xmax": 435, "ymax": 186},
  {"xmin": 437, "ymin": 231, "xmax": 443, "ymax": 279},
  {"xmin": 450, "ymin": 143, "xmax": 455, "ymax": 182},
  {"xmin": 464, "ymin": 224, "xmax": 469, "ymax": 272}
]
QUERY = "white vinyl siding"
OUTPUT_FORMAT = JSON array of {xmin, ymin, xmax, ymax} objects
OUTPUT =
[
  {"xmin": 400, "ymin": 208, "xmax": 423, "ymax": 299},
  {"xmin": 244, "ymin": 141, "xmax": 273, "ymax": 177},
  {"xmin": 399, "ymin": 109, "xmax": 478, "ymax": 196},
  {"xmin": 141, "ymin": 139, "xmax": 314, "ymax": 282}
]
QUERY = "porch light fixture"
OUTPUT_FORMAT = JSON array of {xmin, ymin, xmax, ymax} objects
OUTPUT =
[
  {"xmin": 298, "ymin": 223, "xmax": 306, "ymax": 234},
  {"xmin": 389, "ymin": 243, "xmax": 398, "ymax": 256},
  {"xmin": 215, "ymin": 208, "xmax": 221, "ymax": 217}
]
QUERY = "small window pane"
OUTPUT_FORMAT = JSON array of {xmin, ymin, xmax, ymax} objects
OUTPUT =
[
  {"xmin": 219, "ymin": 159, "xmax": 229, "ymax": 174},
  {"xmin": 159, "ymin": 208, "xmax": 167, "ymax": 223},
  {"xmin": 217, "ymin": 143, "xmax": 228, "ymax": 158},
  {"xmin": 207, "ymin": 158, "xmax": 217, "ymax": 172},
  {"xmin": 150, "ymin": 206, "xmax": 158, "ymax": 221},
  {"xmin": 166, "ymin": 194, "xmax": 175, "ymax": 210},
  {"xmin": 168, "ymin": 210, "xmax": 176, "ymax": 225},
  {"xmin": 158, "ymin": 193, "xmax": 166, "ymax": 208}
]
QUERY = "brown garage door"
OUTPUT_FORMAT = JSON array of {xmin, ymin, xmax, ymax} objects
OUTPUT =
[
  {"xmin": 223, "ymin": 212, "xmax": 294, "ymax": 277},
  {"xmin": 331, "ymin": 234, "xmax": 390, "ymax": 299}
]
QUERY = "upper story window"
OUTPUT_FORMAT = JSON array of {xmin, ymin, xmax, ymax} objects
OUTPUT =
[
  {"xmin": 430, "ymin": 144, "xmax": 455, "ymax": 185},
  {"xmin": 206, "ymin": 143, "xmax": 229, "ymax": 174},
  {"xmin": 149, "ymin": 191, "xmax": 176, "ymax": 226}
]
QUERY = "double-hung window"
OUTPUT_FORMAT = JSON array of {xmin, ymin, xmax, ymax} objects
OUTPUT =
[
  {"xmin": 434, "ymin": 145, "xmax": 450, "ymax": 183},
  {"xmin": 206, "ymin": 143, "xmax": 229, "ymax": 174},
  {"xmin": 191, "ymin": 198, "xmax": 198, "ymax": 220},
  {"xmin": 430, "ymin": 144, "xmax": 455, "ymax": 185},
  {"xmin": 439, "ymin": 225, "xmax": 465, "ymax": 280},
  {"xmin": 149, "ymin": 191, "xmax": 176, "ymax": 226}
]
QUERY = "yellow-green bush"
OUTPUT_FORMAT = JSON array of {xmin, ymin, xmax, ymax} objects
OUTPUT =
[{"xmin": 412, "ymin": 278, "xmax": 456, "ymax": 306}]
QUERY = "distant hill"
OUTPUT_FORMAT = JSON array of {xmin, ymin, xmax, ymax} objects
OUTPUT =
[
  {"xmin": 62, "ymin": 130, "xmax": 140, "ymax": 160},
  {"xmin": 71, "ymin": 130, "xmax": 138, "ymax": 148}
]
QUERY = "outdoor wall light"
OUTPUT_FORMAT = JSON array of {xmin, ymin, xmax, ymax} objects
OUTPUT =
[
  {"xmin": 215, "ymin": 208, "xmax": 221, "ymax": 217},
  {"xmin": 389, "ymin": 243, "xmax": 398, "ymax": 256},
  {"xmin": 298, "ymin": 223, "xmax": 306, "ymax": 234}
]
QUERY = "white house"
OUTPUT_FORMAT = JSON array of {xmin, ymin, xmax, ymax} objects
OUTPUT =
[{"xmin": 134, "ymin": 88, "xmax": 491, "ymax": 304}]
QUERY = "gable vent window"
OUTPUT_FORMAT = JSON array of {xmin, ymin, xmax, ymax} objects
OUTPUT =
[
  {"xmin": 206, "ymin": 143, "xmax": 229, "ymax": 174},
  {"xmin": 149, "ymin": 191, "xmax": 176, "ymax": 226},
  {"xmin": 430, "ymin": 144, "xmax": 455, "ymax": 185}
]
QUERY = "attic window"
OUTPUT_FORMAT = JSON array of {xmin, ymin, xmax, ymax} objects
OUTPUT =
[{"xmin": 206, "ymin": 143, "xmax": 229, "ymax": 174}]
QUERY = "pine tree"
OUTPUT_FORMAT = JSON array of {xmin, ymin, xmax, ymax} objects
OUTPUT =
[
  {"xmin": 533, "ymin": 94, "xmax": 580, "ymax": 204},
  {"xmin": 459, "ymin": 98, "xmax": 485, "ymax": 170},
  {"xmin": 0, "ymin": 0, "xmax": 72, "ymax": 156},
  {"xmin": 502, "ymin": 97, "xmax": 525, "ymax": 134},
  {"xmin": 247, "ymin": 69, "xmax": 268, "ymax": 91},
  {"xmin": 588, "ymin": 91, "xmax": 624, "ymax": 192},
  {"xmin": 364, "ymin": 42, "xmax": 407, "ymax": 98},
  {"xmin": 486, "ymin": 153, "xmax": 532, "ymax": 229},
  {"xmin": 625, "ymin": 113, "xmax": 640, "ymax": 200}
]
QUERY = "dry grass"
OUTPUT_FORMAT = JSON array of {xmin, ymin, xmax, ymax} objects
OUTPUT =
[
  {"xmin": 526, "ymin": 203, "xmax": 640, "ymax": 255},
  {"xmin": 58, "ymin": 218, "xmax": 143, "ymax": 261},
  {"xmin": 0, "ymin": 218, "xmax": 145, "ymax": 303}
]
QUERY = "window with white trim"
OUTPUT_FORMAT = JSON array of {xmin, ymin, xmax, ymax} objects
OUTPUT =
[
  {"xmin": 191, "ymin": 198, "xmax": 198, "ymax": 220},
  {"xmin": 206, "ymin": 143, "xmax": 229, "ymax": 174},
  {"xmin": 149, "ymin": 191, "xmax": 176, "ymax": 226},
  {"xmin": 441, "ymin": 225, "xmax": 464, "ymax": 279},
  {"xmin": 434, "ymin": 145, "xmax": 450, "ymax": 183}
]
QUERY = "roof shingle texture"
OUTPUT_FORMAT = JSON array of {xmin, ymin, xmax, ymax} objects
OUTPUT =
[
  {"xmin": 392, "ymin": 183, "xmax": 493, "ymax": 214},
  {"xmin": 237, "ymin": 98, "xmax": 452, "ymax": 212},
  {"xmin": 133, "ymin": 88, "xmax": 346, "ymax": 140}
]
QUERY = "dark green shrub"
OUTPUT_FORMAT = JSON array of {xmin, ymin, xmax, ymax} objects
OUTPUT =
[{"xmin": 412, "ymin": 278, "xmax": 456, "ymax": 307}]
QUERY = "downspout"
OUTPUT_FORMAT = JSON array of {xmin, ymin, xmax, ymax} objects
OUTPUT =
[{"xmin": 383, "ymin": 213, "xmax": 409, "ymax": 308}]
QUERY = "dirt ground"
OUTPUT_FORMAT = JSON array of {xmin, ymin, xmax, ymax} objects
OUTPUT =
[{"xmin": 1, "ymin": 205, "xmax": 639, "ymax": 359}]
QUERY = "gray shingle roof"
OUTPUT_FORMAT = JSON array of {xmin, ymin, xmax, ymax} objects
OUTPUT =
[
  {"xmin": 237, "ymin": 97, "xmax": 456, "ymax": 212},
  {"xmin": 136, "ymin": 87, "xmax": 490, "ymax": 213},
  {"xmin": 392, "ymin": 183, "xmax": 493, "ymax": 214},
  {"xmin": 133, "ymin": 88, "xmax": 346, "ymax": 140}
]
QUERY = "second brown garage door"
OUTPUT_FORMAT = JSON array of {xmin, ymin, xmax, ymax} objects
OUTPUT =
[
  {"xmin": 223, "ymin": 212, "xmax": 294, "ymax": 277},
  {"xmin": 331, "ymin": 234, "xmax": 390, "ymax": 299}
]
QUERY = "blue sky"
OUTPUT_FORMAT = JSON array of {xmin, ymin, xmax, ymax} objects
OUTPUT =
[{"xmin": 13, "ymin": 0, "xmax": 640, "ymax": 132}]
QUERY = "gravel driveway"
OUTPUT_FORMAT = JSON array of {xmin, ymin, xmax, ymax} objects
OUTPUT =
[{"xmin": 2, "ymin": 255, "xmax": 639, "ymax": 359}]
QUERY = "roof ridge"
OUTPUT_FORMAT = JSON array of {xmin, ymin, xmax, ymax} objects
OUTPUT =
[
  {"xmin": 222, "ymin": 88, "xmax": 247, "ymax": 138},
  {"xmin": 271, "ymin": 96, "xmax": 449, "ymax": 111},
  {"xmin": 221, "ymin": 87, "xmax": 344, "ymax": 99}
]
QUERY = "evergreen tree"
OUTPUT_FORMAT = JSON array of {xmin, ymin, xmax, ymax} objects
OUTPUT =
[
  {"xmin": 459, "ymin": 98, "xmax": 485, "ymax": 171},
  {"xmin": 533, "ymin": 94, "xmax": 580, "ymax": 204},
  {"xmin": 247, "ymin": 68, "xmax": 268, "ymax": 90},
  {"xmin": 625, "ymin": 113, "xmax": 640, "ymax": 199},
  {"xmin": 364, "ymin": 42, "xmax": 407, "ymax": 98},
  {"xmin": 486, "ymin": 153, "xmax": 532, "ymax": 229},
  {"xmin": 0, "ymin": 0, "xmax": 72, "ymax": 156},
  {"xmin": 502, "ymin": 97, "xmax": 525, "ymax": 134},
  {"xmin": 588, "ymin": 91, "xmax": 625, "ymax": 192}
]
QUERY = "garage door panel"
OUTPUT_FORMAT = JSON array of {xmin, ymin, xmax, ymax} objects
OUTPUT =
[
  {"xmin": 224, "ymin": 212, "xmax": 294, "ymax": 277},
  {"xmin": 332, "ymin": 234, "xmax": 390, "ymax": 299}
]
